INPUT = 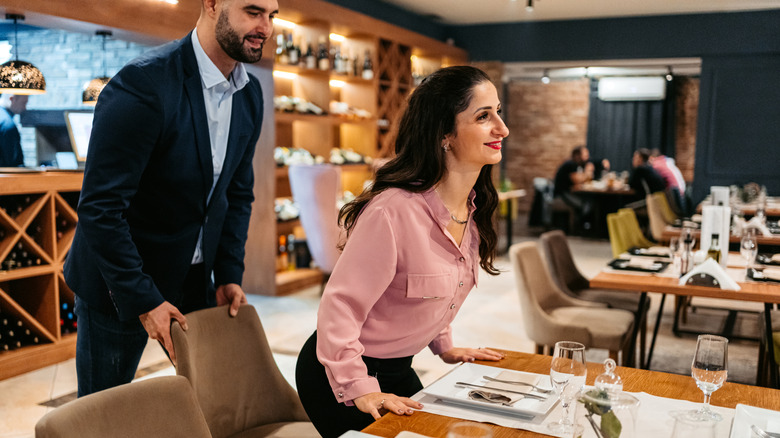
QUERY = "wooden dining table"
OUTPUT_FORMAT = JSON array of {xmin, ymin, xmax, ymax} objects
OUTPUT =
[
  {"xmin": 362, "ymin": 350, "xmax": 780, "ymax": 438},
  {"xmin": 590, "ymin": 268, "xmax": 780, "ymax": 387}
]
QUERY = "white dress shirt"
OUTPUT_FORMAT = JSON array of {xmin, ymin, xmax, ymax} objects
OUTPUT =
[{"xmin": 190, "ymin": 29, "xmax": 250, "ymax": 264}]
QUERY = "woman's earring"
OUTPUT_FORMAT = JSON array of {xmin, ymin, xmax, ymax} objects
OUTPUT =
[{"xmin": 442, "ymin": 143, "xmax": 451, "ymax": 152}]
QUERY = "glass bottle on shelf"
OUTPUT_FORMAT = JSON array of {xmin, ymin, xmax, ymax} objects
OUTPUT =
[
  {"xmin": 278, "ymin": 234, "xmax": 289, "ymax": 272},
  {"xmin": 278, "ymin": 30, "xmax": 290, "ymax": 65},
  {"xmin": 317, "ymin": 36, "xmax": 330, "ymax": 71},
  {"xmin": 333, "ymin": 45, "xmax": 344, "ymax": 74},
  {"xmin": 287, "ymin": 234, "xmax": 296, "ymax": 271},
  {"xmin": 304, "ymin": 38, "xmax": 316, "ymax": 69},
  {"xmin": 361, "ymin": 49, "xmax": 374, "ymax": 80},
  {"xmin": 287, "ymin": 32, "xmax": 299, "ymax": 66}
]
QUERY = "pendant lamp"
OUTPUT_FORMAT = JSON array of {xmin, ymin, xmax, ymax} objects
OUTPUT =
[
  {"xmin": 82, "ymin": 30, "xmax": 112, "ymax": 105},
  {"xmin": 0, "ymin": 14, "xmax": 46, "ymax": 95}
]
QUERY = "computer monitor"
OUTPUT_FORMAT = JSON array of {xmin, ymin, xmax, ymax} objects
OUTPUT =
[{"xmin": 64, "ymin": 111, "xmax": 94, "ymax": 162}]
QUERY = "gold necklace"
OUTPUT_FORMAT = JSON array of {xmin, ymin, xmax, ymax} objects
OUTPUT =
[{"xmin": 435, "ymin": 188, "xmax": 469, "ymax": 225}]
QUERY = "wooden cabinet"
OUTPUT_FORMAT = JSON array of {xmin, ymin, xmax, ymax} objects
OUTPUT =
[{"xmin": 0, "ymin": 172, "xmax": 83, "ymax": 380}]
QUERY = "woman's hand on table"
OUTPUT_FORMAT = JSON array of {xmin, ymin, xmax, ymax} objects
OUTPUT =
[
  {"xmin": 354, "ymin": 392, "xmax": 423, "ymax": 420},
  {"xmin": 440, "ymin": 347, "xmax": 505, "ymax": 364}
]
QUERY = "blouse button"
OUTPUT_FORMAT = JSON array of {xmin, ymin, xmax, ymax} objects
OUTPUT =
[
  {"xmin": 449, "ymin": 304, "xmax": 456, "ymax": 309},
  {"xmin": 459, "ymin": 281, "xmax": 464, "ymax": 287}
]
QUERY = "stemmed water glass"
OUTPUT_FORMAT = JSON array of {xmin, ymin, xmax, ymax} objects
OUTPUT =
[
  {"xmin": 547, "ymin": 341, "xmax": 587, "ymax": 435},
  {"xmin": 686, "ymin": 334, "xmax": 728, "ymax": 422},
  {"xmin": 669, "ymin": 237, "xmax": 681, "ymax": 276},
  {"xmin": 740, "ymin": 229, "xmax": 758, "ymax": 276}
]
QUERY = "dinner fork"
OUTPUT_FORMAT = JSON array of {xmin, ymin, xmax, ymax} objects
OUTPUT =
[
  {"xmin": 751, "ymin": 424, "xmax": 780, "ymax": 438},
  {"xmin": 482, "ymin": 375, "xmax": 553, "ymax": 394}
]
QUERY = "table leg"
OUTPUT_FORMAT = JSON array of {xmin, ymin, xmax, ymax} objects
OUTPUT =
[
  {"xmin": 645, "ymin": 293, "xmax": 667, "ymax": 370},
  {"xmin": 764, "ymin": 303, "xmax": 778, "ymax": 388},
  {"xmin": 625, "ymin": 292, "xmax": 648, "ymax": 368}
]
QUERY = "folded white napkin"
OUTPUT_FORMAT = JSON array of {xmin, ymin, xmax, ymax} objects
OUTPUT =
[
  {"xmin": 627, "ymin": 257, "xmax": 662, "ymax": 269},
  {"xmin": 641, "ymin": 246, "xmax": 671, "ymax": 256},
  {"xmin": 733, "ymin": 216, "xmax": 772, "ymax": 237},
  {"xmin": 764, "ymin": 268, "xmax": 780, "ymax": 281},
  {"xmin": 679, "ymin": 258, "xmax": 741, "ymax": 290}
]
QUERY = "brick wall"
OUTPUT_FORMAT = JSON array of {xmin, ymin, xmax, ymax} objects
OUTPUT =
[
  {"xmin": 674, "ymin": 77, "xmax": 699, "ymax": 183},
  {"xmin": 504, "ymin": 79, "xmax": 590, "ymax": 212},
  {"xmin": 5, "ymin": 29, "xmax": 151, "ymax": 166},
  {"xmin": 502, "ymin": 76, "xmax": 700, "ymax": 212}
]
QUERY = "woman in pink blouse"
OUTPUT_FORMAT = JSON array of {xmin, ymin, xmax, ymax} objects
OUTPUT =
[{"xmin": 295, "ymin": 66, "xmax": 509, "ymax": 437}]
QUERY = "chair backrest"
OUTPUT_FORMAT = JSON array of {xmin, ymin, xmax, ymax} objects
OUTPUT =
[
  {"xmin": 654, "ymin": 191, "xmax": 678, "ymax": 224},
  {"xmin": 171, "ymin": 305, "xmax": 309, "ymax": 438},
  {"xmin": 539, "ymin": 230, "xmax": 589, "ymax": 294},
  {"xmin": 288, "ymin": 164, "xmax": 343, "ymax": 273},
  {"xmin": 509, "ymin": 241, "xmax": 592, "ymax": 347},
  {"xmin": 618, "ymin": 208, "xmax": 655, "ymax": 249},
  {"xmin": 35, "ymin": 376, "xmax": 211, "ymax": 438},
  {"xmin": 646, "ymin": 192, "xmax": 668, "ymax": 242},
  {"xmin": 607, "ymin": 212, "xmax": 628, "ymax": 258}
]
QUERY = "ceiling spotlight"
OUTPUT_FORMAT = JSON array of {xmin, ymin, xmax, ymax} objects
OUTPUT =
[
  {"xmin": 541, "ymin": 69, "xmax": 550, "ymax": 84},
  {"xmin": 665, "ymin": 66, "xmax": 673, "ymax": 81},
  {"xmin": 526, "ymin": 0, "xmax": 534, "ymax": 12}
]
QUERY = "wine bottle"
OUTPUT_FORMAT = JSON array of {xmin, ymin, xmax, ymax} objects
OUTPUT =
[
  {"xmin": 361, "ymin": 50, "xmax": 374, "ymax": 80},
  {"xmin": 278, "ymin": 234, "xmax": 288, "ymax": 272},
  {"xmin": 278, "ymin": 30, "xmax": 290, "ymax": 65},
  {"xmin": 286, "ymin": 234, "xmax": 296, "ymax": 271},
  {"xmin": 304, "ymin": 38, "xmax": 316, "ymax": 69},
  {"xmin": 287, "ymin": 32, "xmax": 299, "ymax": 65},
  {"xmin": 707, "ymin": 234, "xmax": 721, "ymax": 263},
  {"xmin": 317, "ymin": 36, "xmax": 330, "ymax": 71},
  {"xmin": 274, "ymin": 33, "xmax": 285, "ymax": 63}
]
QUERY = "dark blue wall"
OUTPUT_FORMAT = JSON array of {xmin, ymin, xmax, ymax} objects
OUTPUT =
[
  {"xmin": 445, "ymin": 10, "xmax": 780, "ymax": 62},
  {"xmin": 321, "ymin": 0, "xmax": 448, "ymax": 42}
]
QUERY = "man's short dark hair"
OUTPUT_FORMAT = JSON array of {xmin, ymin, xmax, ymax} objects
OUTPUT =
[
  {"xmin": 572, "ymin": 145, "xmax": 586, "ymax": 160},
  {"xmin": 636, "ymin": 148, "xmax": 652, "ymax": 163}
]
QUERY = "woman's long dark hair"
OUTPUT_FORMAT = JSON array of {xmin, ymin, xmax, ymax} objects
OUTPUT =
[{"xmin": 339, "ymin": 65, "xmax": 500, "ymax": 275}]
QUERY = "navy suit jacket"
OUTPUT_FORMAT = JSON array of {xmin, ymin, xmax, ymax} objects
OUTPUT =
[{"xmin": 64, "ymin": 32, "xmax": 263, "ymax": 321}]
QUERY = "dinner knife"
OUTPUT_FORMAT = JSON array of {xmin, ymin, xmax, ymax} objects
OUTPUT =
[{"xmin": 454, "ymin": 382, "xmax": 547, "ymax": 400}]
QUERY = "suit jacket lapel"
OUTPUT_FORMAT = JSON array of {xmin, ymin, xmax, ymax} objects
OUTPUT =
[{"xmin": 181, "ymin": 32, "xmax": 213, "ymax": 196}]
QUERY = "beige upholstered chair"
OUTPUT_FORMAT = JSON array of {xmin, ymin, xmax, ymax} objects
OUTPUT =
[
  {"xmin": 646, "ymin": 192, "xmax": 669, "ymax": 242},
  {"xmin": 35, "ymin": 375, "xmax": 212, "ymax": 438},
  {"xmin": 539, "ymin": 230, "xmax": 648, "ymax": 366},
  {"xmin": 171, "ymin": 305, "xmax": 318, "ymax": 438},
  {"xmin": 510, "ymin": 241, "xmax": 635, "ymax": 364}
]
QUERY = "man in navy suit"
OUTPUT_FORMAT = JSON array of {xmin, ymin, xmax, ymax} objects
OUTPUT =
[{"xmin": 64, "ymin": 0, "xmax": 278, "ymax": 396}]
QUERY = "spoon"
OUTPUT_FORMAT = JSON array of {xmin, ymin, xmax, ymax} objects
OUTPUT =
[{"xmin": 751, "ymin": 425, "xmax": 780, "ymax": 438}]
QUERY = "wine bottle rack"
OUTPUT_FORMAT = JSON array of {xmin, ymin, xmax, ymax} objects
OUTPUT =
[{"xmin": 0, "ymin": 172, "xmax": 83, "ymax": 381}]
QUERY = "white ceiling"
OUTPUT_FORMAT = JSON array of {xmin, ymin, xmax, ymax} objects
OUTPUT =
[{"xmin": 379, "ymin": 0, "xmax": 780, "ymax": 25}]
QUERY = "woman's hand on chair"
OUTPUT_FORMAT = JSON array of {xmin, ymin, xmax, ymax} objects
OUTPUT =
[
  {"xmin": 440, "ymin": 347, "xmax": 505, "ymax": 364},
  {"xmin": 354, "ymin": 392, "xmax": 423, "ymax": 420}
]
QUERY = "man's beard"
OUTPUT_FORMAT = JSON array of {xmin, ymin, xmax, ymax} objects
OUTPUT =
[{"xmin": 215, "ymin": 10, "xmax": 264, "ymax": 64}]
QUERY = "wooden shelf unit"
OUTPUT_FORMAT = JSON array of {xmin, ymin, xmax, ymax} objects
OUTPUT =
[
  {"xmin": 0, "ymin": 172, "xmax": 83, "ymax": 380},
  {"xmin": 267, "ymin": 8, "xmax": 466, "ymax": 295}
]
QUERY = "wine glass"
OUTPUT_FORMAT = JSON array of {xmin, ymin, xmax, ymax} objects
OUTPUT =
[
  {"xmin": 687, "ymin": 334, "xmax": 728, "ymax": 422},
  {"xmin": 740, "ymin": 229, "xmax": 758, "ymax": 275},
  {"xmin": 547, "ymin": 341, "xmax": 587, "ymax": 435}
]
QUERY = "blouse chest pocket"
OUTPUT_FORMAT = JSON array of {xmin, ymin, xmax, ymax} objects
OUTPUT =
[{"xmin": 406, "ymin": 272, "xmax": 456, "ymax": 300}]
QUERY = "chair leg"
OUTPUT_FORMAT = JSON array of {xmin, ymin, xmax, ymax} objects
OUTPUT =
[
  {"xmin": 638, "ymin": 317, "xmax": 647, "ymax": 369},
  {"xmin": 609, "ymin": 350, "xmax": 619, "ymax": 366},
  {"xmin": 535, "ymin": 344, "xmax": 545, "ymax": 355}
]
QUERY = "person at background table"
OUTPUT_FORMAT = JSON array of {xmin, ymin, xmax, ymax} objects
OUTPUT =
[
  {"xmin": 649, "ymin": 148, "xmax": 688, "ymax": 214},
  {"xmin": 0, "ymin": 94, "xmax": 28, "ymax": 167},
  {"xmin": 295, "ymin": 66, "xmax": 508, "ymax": 438},
  {"xmin": 63, "ymin": 0, "xmax": 276, "ymax": 396},
  {"xmin": 629, "ymin": 148, "xmax": 667, "ymax": 199},
  {"xmin": 553, "ymin": 145, "xmax": 610, "ymax": 231}
]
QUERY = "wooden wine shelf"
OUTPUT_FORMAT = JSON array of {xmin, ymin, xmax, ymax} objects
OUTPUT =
[
  {"xmin": 0, "ymin": 171, "xmax": 83, "ymax": 380},
  {"xmin": 275, "ymin": 268, "xmax": 323, "ymax": 296},
  {"xmin": 275, "ymin": 111, "xmax": 376, "ymax": 126}
]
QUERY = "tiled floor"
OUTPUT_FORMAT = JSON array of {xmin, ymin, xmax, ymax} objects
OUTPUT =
[{"xmin": 0, "ymin": 236, "xmax": 764, "ymax": 437}]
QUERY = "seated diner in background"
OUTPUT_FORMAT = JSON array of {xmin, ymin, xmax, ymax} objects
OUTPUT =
[
  {"xmin": 629, "ymin": 148, "xmax": 667, "ymax": 199},
  {"xmin": 553, "ymin": 145, "xmax": 610, "ymax": 232}
]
